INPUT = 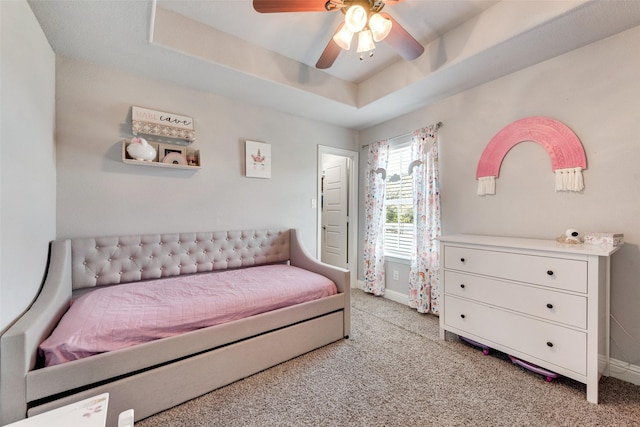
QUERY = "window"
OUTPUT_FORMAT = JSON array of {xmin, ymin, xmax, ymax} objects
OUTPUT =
[{"xmin": 384, "ymin": 143, "xmax": 413, "ymax": 258}]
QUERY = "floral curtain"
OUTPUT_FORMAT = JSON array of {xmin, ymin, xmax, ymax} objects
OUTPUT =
[
  {"xmin": 363, "ymin": 140, "xmax": 389, "ymax": 296},
  {"xmin": 408, "ymin": 124, "xmax": 442, "ymax": 314}
]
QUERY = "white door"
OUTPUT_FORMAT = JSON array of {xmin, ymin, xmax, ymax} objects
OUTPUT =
[{"xmin": 321, "ymin": 157, "xmax": 349, "ymax": 268}]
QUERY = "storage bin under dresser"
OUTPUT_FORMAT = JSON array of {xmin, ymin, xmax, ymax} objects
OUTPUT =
[{"xmin": 439, "ymin": 234, "xmax": 620, "ymax": 403}]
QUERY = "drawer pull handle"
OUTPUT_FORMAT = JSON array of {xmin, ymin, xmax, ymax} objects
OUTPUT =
[
  {"xmin": 460, "ymin": 314, "xmax": 466, "ymax": 319},
  {"xmin": 460, "ymin": 258, "xmax": 466, "ymax": 263},
  {"xmin": 460, "ymin": 284, "xmax": 465, "ymax": 289},
  {"xmin": 546, "ymin": 341, "xmax": 554, "ymax": 347},
  {"xmin": 546, "ymin": 303, "xmax": 554, "ymax": 309},
  {"xmin": 547, "ymin": 270, "xmax": 554, "ymax": 276}
]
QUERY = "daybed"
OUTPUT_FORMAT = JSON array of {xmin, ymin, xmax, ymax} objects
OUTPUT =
[{"xmin": 0, "ymin": 228, "xmax": 350, "ymax": 426}]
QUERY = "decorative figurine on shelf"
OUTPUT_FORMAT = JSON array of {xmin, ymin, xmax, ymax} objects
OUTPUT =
[
  {"xmin": 126, "ymin": 137, "xmax": 156, "ymax": 161},
  {"xmin": 186, "ymin": 152, "xmax": 198, "ymax": 166}
]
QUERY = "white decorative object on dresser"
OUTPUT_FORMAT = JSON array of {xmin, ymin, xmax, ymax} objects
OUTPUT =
[{"xmin": 439, "ymin": 234, "xmax": 621, "ymax": 403}]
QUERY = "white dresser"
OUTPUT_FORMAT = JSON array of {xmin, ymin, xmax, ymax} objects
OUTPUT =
[{"xmin": 439, "ymin": 234, "xmax": 620, "ymax": 403}]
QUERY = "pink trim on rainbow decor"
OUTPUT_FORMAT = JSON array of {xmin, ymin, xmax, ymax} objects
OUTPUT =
[{"xmin": 476, "ymin": 116, "xmax": 586, "ymax": 179}]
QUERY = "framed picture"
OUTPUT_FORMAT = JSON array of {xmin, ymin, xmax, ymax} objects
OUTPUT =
[
  {"xmin": 158, "ymin": 144, "xmax": 187, "ymax": 165},
  {"xmin": 245, "ymin": 140, "xmax": 271, "ymax": 178}
]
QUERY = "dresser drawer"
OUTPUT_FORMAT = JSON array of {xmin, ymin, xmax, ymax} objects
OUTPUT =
[
  {"xmin": 444, "ymin": 246, "xmax": 587, "ymax": 293},
  {"xmin": 444, "ymin": 271, "xmax": 587, "ymax": 329},
  {"xmin": 444, "ymin": 295, "xmax": 587, "ymax": 375}
]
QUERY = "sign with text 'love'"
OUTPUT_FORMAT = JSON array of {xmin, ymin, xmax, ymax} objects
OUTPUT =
[{"xmin": 131, "ymin": 106, "xmax": 195, "ymax": 142}]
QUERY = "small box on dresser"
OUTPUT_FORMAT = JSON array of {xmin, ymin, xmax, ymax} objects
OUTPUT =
[
  {"xmin": 438, "ymin": 234, "xmax": 621, "ymax": 403},
  {"xmin": 584, "ymin": 232, "xmax": 624, "ymax": 247}
]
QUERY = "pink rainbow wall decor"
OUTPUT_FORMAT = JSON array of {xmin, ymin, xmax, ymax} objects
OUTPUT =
[{"xmin": 476, "ymin": 116, "xmax": 587, "ymax": 195}]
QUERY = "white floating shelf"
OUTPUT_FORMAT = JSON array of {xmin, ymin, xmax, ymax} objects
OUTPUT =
[{"xmin": 122, "ymin": 141, "xmax": 201, "ymax": 170}]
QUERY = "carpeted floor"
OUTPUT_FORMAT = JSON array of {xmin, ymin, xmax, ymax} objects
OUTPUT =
[{"xmin": 136, "ymin": 289, "xmax": 640, "ymax": 426}]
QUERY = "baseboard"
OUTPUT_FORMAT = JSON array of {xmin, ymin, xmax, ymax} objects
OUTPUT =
[
  {"xmin": 609, "ymin": 358, "xmax": 640, "ymax": 386},
  {"xmin": 382, "ymin": 288, "xmax": 409, "ymax": 306},
  {"xmin": 356, "ymin": 281, "xmax": 409, "ymax": 306}
]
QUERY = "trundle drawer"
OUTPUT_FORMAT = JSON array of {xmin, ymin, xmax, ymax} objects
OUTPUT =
[
  {"xmin": 444, "ymin": 246, "xmax": 587, "ymax": 293},
  {"xmin": 444, "ymin": 271, "xmax": 587, "ymax": 329},
  {"xmin": 444, "ymin": 295, "xmax": 587, "ymax": 375}
]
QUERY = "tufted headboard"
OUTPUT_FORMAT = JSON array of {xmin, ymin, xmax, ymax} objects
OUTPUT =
[{"xmin": 71, "ymin": 229, "xmax": 290, "ymax": 290}]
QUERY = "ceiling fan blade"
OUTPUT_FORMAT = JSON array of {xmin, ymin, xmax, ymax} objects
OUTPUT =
[
  {"xmin": 253, "ymin": 0, "xmax": 334, "ymax": 13},
  {"xmin": 379, "ymin": 12, "xmax": 424, "ymax": 61},
  {"xmin": 316, "ymin": 23, "xmax": 344, "ymax": 69}
]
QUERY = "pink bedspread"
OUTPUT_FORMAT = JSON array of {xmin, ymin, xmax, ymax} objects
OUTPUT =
[{"xmin": 39, "ymin": 264, "xmax": 337, "ymax": 366}]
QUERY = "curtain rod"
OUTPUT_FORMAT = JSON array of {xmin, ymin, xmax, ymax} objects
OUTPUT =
[{"xmin": 361, "ymin": 122, "xmax": 443, "ymax": 148}]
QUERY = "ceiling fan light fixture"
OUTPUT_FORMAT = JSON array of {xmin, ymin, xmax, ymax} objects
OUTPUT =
[
  {"xmin": 369, "ymin": 13, "xmax": 392, "ymax": 42},
  {"xmin": 333, "ymin": 26, "xmax": 354, "ymax": 50},
  {"xmin": 344, "ymin": 5, "xmax": 367, "ymax": 33},
  {"xmin": 356, "ymin": 29, "xmax": 376, "ymax": 53}
]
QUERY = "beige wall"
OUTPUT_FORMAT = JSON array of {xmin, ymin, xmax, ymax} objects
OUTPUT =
[
  {"xmin": 358, "ymin": 26, "xmax": 640, "ymax": 363},
  {"xmin": 0, "ymin": 1, "xmax": 56, "ymax": 331},
  {"xmin": 54, "ymin": 57, "xmax": 357, "ymax": 254}
]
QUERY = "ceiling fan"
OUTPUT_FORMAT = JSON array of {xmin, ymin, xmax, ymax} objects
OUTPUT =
[{"xmin": 253, "ymin": 0, "xmax": 425, "ymax": 69}]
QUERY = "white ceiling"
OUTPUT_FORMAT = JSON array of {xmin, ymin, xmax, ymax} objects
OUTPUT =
[
  {"xmin": 28, "ymin": 0, "xmax": 640, "ymax": 130},
  {"xmin": 157, "ymin": 0, "xmax": 498, "ymax": 83}
]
